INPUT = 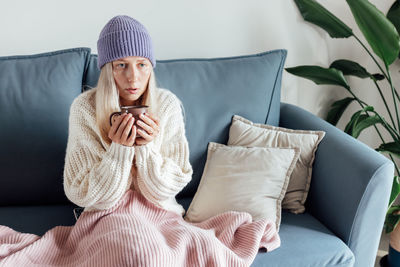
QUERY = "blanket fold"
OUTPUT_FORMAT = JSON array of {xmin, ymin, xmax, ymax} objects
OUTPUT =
[{"xmin": 0, "ymin": 189, "xmax": 280, "ymax": 267}]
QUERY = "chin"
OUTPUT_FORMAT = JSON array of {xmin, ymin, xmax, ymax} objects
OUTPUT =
[{"xmin": 121, "ymin": 95, "xmax": 143, "ymax": 106}]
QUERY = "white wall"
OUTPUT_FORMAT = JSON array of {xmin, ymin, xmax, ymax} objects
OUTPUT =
[
  {"xmin": 1, "ymin": 0, "xmax": 399, "ymax": 152},
  {"xmin": 323, "ymin": 1, "xmax": 400, "ymax": 151}
]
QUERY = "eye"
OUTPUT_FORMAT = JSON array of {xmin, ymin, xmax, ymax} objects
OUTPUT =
[
  {"xmin": 139, "ymin": 63, "xmax": 146, "ymax": 68},
  {"xmin": 114, "ymin": 63, "xmax": 125, "ymax": 69}
]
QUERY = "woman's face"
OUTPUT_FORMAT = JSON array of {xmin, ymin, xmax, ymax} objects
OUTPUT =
[{"xmin": 112, "ymin": 56, "xmax": 152, "ymax": 106}]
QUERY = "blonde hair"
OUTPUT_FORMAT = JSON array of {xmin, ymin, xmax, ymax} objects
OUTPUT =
[{"xmin": 94, "ymin": 62, "xmax": 158, "ymax": 145}]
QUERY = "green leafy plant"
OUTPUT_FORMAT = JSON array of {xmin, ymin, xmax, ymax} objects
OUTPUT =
[{"xmin": 286, "ymin": 0, "xmax": 400, "ymax": 233}]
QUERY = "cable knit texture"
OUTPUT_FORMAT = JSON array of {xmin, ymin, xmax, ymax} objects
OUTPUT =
[{"xmin": 63, "ymin": 87, "xmax": 193, "ymax": 215}]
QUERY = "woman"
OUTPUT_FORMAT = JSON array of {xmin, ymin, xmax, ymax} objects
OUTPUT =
[
  {"xmin": 63, "ymin": 15, "xmax": 192, "ymax": 216},
  {"xmin": 0, "ymin": 15, "xmax": 279, "ymax": 267}
]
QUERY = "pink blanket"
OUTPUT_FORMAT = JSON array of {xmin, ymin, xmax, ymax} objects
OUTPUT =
[{"xmin": 0, "ymin": 189, "xmax": 280, "ymax": 266}]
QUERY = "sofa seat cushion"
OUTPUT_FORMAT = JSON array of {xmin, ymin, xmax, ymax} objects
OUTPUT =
[
  {"xmin": 178, "ymin": 198, "xmax": 355, "ymax": 267},
  {"xmin": 252, "ymin": 211, "xmax": 355, "ymax": 266},
  {"xmin": 0, "ymin": 204, "xmax": 77, "ymax": 236}
]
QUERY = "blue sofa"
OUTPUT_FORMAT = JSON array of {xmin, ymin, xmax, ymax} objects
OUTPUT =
[{"xmin": 0, "ymin": 47, "xmax": 394, "ymax": 267}]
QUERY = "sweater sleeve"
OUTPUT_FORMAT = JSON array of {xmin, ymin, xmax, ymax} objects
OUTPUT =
[
  {"xmin": 63, "ymin": 97, "xmax": 135, "ymax": 210},
  {"xmin": 134, "ymin": 94, "xmax": 193, "ymax": 204}
]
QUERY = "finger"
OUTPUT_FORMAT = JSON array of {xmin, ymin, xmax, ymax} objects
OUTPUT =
[
  {"xmin": 136, "ymin": 120, "xmax": 154, "ymax": 135},
  {"xmin": 127, "ymin": 125, "xmax": 137, "ymax": 146},
  {"xmin": 110, "ymin": 114, "xmax": 126, "ymax": 137},
  {"xmin": 147, "ymin": 113, "xmax": 160, "ymax": 125},
  {"xmin": 139, "ymin": 113, "xmax": 158, "ymax": 129},
  {"xmin": 122, "ymin": 117, "xmax": 135, "ymax": 140},
  {"xmin": 137, "ymin": 128, "xmax": 152, "ymax": 141},
  {"xmin": 148, "ymin": 114, "xmax": 160, "ymax": 132},
  {"xmin": 111, "ymin": 114, "xmax": 120, "ymax": 126},
  {"xmin": 116, "ymin": 114, "xmax": 132, "ymax": 138},
  {"xmin": 144, "ymin": 112, "xmax": 159, "ymax": 123}
]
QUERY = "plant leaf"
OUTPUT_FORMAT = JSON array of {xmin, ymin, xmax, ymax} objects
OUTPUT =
[
  {"xmin": 346, "ymin": 0, "xmax": 400, "ymax": 66},
  {"xmin": 294, "ymin": 0, "xmax": 353, "ymax": 38},
  {"xmin": 387, "ymin": 1, "xmax": 400, "ymax": 58},
  {"xmin": 377, "ymin": 142, "xmax": 400, "ymax": 158},
  {"xmin": 389, "ymin": 176, "xmax": 400, "ymax": 208},
  {"xmin": 385, "ymin": 206, "xmax": 400, "ymax": 233},
  {"xmin": 352, "ymin": 114, "xmax": 382, "ymax": 138},
  {"xmin": 344, "ymin": 110, "xmax": 363, "ymax": 135},
  {"xmin": 372, "ymin": 73, "xmax": 385, "ymax": 80},
  {"xmin": 329, "ymin": 59, "xmax": 371, "ymax": 78},
  {"xmin": 326, "ymin": 97, "xmax": 356, "ymax": 126},
  {"xmin": 285, "ymin": 66, "xmax": 350, "ymax": 89},
  {"xmin": 362, "ymin": 106, "xmax": 375, "ymax": 112},
  {"xmin": 387, "ymin": 205, "xmax": 400, "ymax": 216},
  {"xmin": 344, "ymin": 106, "xmax": 375, "ymax": 137}
]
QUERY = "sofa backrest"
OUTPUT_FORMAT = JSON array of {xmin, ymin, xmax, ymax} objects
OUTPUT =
[
  {"xmin": 83, "ymin": 50, "xmax": 287, "ymax": 198},
  {"xmin": 0, "ymin": 48, "xmax": 91, "ymax": 206},
  {"xmin": 0, "ymin": 47, "xmax": 286, "ymax": 206}
]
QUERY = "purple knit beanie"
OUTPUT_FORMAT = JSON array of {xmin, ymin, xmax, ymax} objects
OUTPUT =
[{"xmin": 97, "ymin": 15, "xmax": 156, "ymax": 70}]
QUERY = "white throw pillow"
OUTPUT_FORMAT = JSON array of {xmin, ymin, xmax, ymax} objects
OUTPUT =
[
  {"xmin": 228, "ymin": 115, "xmax": 325, "ymax": 214},
  {"xmin": 184, "ymin": 142, "xmax": 300, "ymax": 231}
]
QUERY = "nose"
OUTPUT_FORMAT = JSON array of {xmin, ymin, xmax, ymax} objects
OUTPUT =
[{"xmin": 126, "ymin": 65, "xmax": 139, "ymax": 82}]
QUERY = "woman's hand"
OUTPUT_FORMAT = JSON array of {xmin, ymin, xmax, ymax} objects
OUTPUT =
[
  {"xmin": 135, "ymin": 113, "xmax": 160, "ymax": 146},
  {"xmin": 108, "ymin": 113, "xmax": 137, "ymax": 147}
]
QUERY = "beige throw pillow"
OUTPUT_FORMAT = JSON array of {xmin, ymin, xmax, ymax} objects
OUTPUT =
[
  {"xmin": 184, "ymin": 142, "xmax": 300, "ymax": 231},
  {"xmin": 228, "ymin": 115, "xmax": 325, "ymax": 214}
]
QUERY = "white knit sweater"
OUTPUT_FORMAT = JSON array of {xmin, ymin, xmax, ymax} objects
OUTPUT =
[{"xmin": 63, "ymin": 88, "xmax": 193, "ymax": 216}]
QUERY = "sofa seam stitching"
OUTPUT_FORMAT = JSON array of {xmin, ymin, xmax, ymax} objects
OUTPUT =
[
  {"xmin": 149, "ymin": 49, "xmax": 286, "ymax": 63},
  {"xmin": 265, "ymin": 50, "xmax": 287, "ymax": 124},
  {"xmin": 0, "ymin": 47, "xmax": 91, "ymax": 60},
  {"xmin": 333, "ymin": 258, "xmax": 355, "ymax": 266}
]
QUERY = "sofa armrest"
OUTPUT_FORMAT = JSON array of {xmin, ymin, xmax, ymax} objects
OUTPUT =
[{"xmin": 279, "ymin": 102, "xmax": 394, "ymax": 267}]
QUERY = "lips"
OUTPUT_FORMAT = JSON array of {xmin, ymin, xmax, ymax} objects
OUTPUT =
[{"xmin": 126, "ymin": 88, "xmax": 139, "ymax": 94}]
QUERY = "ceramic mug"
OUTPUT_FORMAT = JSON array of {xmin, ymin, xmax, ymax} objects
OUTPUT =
[{"xmin": 109, "ymin": 105, "xmax": 149, "ymax": 134}]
